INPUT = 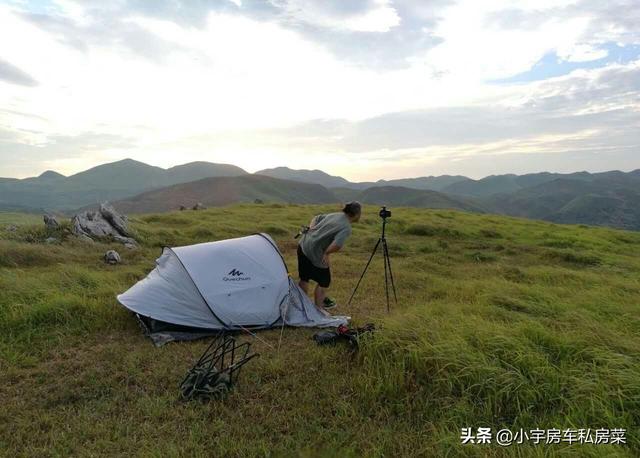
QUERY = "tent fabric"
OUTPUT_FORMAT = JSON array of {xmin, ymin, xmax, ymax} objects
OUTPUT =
[{"xmin": 118, "ymin": 233, "xmax": 349, "ymax": 332}]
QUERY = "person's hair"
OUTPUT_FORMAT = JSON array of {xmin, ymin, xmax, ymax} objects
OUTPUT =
[{"xmin": 342, "ymin": 201, "xmax": 362, "ymax": 217}]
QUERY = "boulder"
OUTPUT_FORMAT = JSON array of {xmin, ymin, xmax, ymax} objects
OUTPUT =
[
  {"xmin": 44, "ymin": 214, "xmax": 59, "ymax": 230},
  {"xmin": 99, "ymin": 203, "xmax": 130, "ymax": 237},
  {"xmin": 193, "ymin": 202, "xmax": 206, "ymax": 211},
  {"xmin": 71, "ymin": 203, "xmax": 137, "ymax": 246},
  {"xmin": 104, "ymin": 250, "xmax": 121, "ymax": 265},
  {"xmin": 45, "ymin": 237, "xmax": 58, "ymax": 244},
  {"xmin": 5, "ymin": 225, "xmax": 17, "ymax": 232},
  {"xmin": 72, "ymin": 211, "xmax": 115, "ymax": 238}
]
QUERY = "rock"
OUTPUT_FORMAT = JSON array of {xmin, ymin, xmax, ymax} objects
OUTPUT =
[
  {"xmin": 124, "ymin": 242, "xmax": 137, "ymax": 250},
  {"xmin": 44, "ymin": 214, "xmax": 59, "ymax": 230},
  {"xmin": 104, "ymin": 250, "xmax": 121, "ymax": 265},
  {"xmin": 179, "ymin": 205, "xmax": 186, "ymax": 211},
  {"xmin": 72, "ymin": 211, "xmax": 115, "ymax": 238},
  {"xmin": 5, "ymin": 225, "xmax": 17, "ymax": 232},
  {"xmin": 254, "ymin": 199, "xmax": 264, "ymax": 204},
  {"xmin": 99, "ymin": 203, "xmax": 130, "ymax": 237},
  {"xmin": 193, "ymin": 202, "xmax": 206, "ymax": 211},
  {"xmin": 72, "ymin": 203, "xmax": 138, "ymax": 246},
  {"xmin": 113, "ymin": 234, "xmax": 137, "ymax": 246},
  {"xmin": 45, "ymin": 237, "xmax": 58, "ymax": 244}
]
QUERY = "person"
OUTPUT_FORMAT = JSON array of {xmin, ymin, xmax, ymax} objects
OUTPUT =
[{"xmin": 297, "ymin": 201, "xmax": 361, "ymax": 308}]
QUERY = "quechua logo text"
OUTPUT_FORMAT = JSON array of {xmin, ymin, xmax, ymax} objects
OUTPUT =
[{"xmin": 223, "ymin": 268, "xmax": 251, "ymax": 281}]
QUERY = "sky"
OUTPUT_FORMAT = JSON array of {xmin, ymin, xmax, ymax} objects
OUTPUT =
[{"xmin": 0, "ymin": 0, "xmax": 639, "ymax": 181}]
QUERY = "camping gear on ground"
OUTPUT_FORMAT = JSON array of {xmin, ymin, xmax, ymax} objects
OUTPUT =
[
  {"xmin": 348, "ymin": 206, "xmax": 398, "ymax": 313},
  {"xmin": 180, "ymin": 334, "xmax": 258, "ymax": 401},
  {"xmin": 313, "ymin": 323, "xmax": 376, "ymax": 348},
  {"xmin": 118, "ymin": 233, "xmax": 349, "ymax": 345}
]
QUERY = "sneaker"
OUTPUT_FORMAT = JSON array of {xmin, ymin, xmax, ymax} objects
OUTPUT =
[{"xmin": 323, "ymin": 297, "xmax": 337, "ymax": 309}]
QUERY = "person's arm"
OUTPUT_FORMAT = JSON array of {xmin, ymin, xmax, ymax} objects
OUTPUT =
[
  {"xmin": 322, "ymin": 225, "xmax": 351, "ymax": 266},
  {"xmin": 322, "ymin": 242, "xmax": 341, "ymax": 267}
]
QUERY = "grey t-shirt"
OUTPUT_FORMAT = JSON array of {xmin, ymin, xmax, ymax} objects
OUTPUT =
[{"xmin": 300, "ymin": 212, "xmax": 352, "ymax": 268}]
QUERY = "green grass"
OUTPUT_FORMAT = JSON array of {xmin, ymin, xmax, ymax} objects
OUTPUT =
[
  {"xmin": 1, "ymin": 205, "xmax": 639, "ymax": 457},
  {"xmin": 0, "ymin": 212, "xmax": 41, "ymax": 226}
]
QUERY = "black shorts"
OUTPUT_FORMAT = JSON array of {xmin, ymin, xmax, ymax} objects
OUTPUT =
[{"xmin": 297, "ymin": 245, "xmax": 331, "ymax": 288}]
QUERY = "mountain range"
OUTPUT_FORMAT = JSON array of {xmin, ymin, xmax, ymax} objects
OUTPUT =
[
  {"xmin": 2, "ymin": 159, "xmax": 640, "ymax": 230},
  {"xmin": 0, "ymin": 159, "xmax": 247, "ymax": 211}
]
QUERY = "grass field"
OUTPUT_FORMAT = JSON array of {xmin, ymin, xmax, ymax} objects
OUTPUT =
[
  {"xmin": 0, "ymin": 212, "xmax": 41, "ymax": 226},
  {"xmin": 1, "ymin": 204, "xmax": 639, "ymax": 457}
]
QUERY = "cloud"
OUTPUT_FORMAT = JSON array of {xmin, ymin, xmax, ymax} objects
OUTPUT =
[
  {"xmin": 0, "ymin": 58, "xmax": 37, "ymax": 86},
  {"xmin": 17, "ymin": 10, "xmax": 197, "ymax": 63},
  {"xmin": 174, "ymin": 62, "xmax": 638, "ymax": 178},
  {"xmin": 0, "ymin": 129, "xmax": 135, "ymax": 177},
  {"xmin": 0, "ymin": 0, "xmax": 639, "ymax": 180}
]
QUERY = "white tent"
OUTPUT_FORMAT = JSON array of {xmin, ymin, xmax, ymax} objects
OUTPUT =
[{"xmin": 118, "ymin": 234, "xmax": 349, "ymax": 336}]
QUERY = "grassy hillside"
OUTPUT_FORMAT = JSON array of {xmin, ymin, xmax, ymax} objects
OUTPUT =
[
  {"xmin": 1, "ymin": 205, "xmax": 639, "ymax": 456},
  {"xmin": 487, "ymin": 176, "xmax": 640, "ymax": 231},
  {"xmin": 109, "ymin": 175, "xmax": 339, "ymax": 213}
]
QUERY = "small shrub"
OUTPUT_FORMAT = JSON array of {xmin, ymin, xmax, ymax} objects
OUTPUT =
[
  {"xmin": 545, "ymin": 250, "xmax": 601, "ymax": 267},
  {"xmin": 502, "ymin": 267, "xmax": 528, "ymax": 283},
  {"xmin": 190, "ymin": 227, "xmax": 215, "ymax": 239},
  {"xmin": 418, "ymin": 243, "xmax": 439, "ymax": 254},
  {"xmin": 479, "ymin": 229, "xmax": 502, "ymax": 239},
  {"xmin": 467, "ymin": 251, "xmax": 497, "ymax": 263},
  {"xmin": 405, "ymin": 224, "xmax": 435, "ymax": 236},
  {"xmin": 491, "ymin": 295, "xmax": 531, "ymax": 314},
  {"xmin": 262, "ymin": 225, "xmax": 289, "ymax": 236},
  {"xmin": 542, "ymin": 239, "xmax": 577, "ymax": 249},
  {"xmin": 405, "ymin": 224, "xmax": 462, "ymax": 238}
]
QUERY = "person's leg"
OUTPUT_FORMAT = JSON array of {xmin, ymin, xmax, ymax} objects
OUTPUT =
[
  {"xmin": 314, "ymin": 284, "xmax": 326, "ymax": 307},
  {"xmin": 314, "ymin": 267, "xmax": 331, "ymax": 307},
  {"xmin": 297, "ymin": 244, "xmax": 311, "ymax": 295}
]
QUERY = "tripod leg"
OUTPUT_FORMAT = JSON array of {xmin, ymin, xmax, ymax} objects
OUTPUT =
[
  {"xmin": 382, "ymin": 239, "xmax": 398, "ymax": 304},
  {"xmin": 383, "ymin": 238, "xmax": 390, "ymax": 313},
  {"xmin": 348, "ymin": 238, "xmax": 381, "ymax": 306}
]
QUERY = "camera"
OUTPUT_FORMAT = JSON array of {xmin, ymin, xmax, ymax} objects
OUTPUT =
[{"xmin": 379, "ymin": 206, "xmax": 391, "ymax": 219}]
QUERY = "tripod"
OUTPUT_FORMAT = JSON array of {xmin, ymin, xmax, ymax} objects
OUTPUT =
[{"xmin": 347, "ymin": 210, "xmax": 397, "ymax": 312}]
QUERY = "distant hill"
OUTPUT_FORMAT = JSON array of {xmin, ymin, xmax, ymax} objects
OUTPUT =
[
  {"xmin": 485, "ymin": 172, "xmax": 640, "ymax": 230},
  {"xmin": 443, "ymin": 171, "xmax": 601, "ymax": 198},
  {"xmin": 2, "ymin": 158, "xmax": 640, "ymax": 231},
  {"xmin": 256, "ymin": 167, "xmax": 351, "ymax": 188},
  {"xmin": 0, "ymin": 159, "xmax": 249, "ymax": 212},
  {"xmin": 362, "ymin": 175, "xmax": 470, "ymax": 192},
  {"xmin": 354, "ymin": 186, "xmax": 485, "ymax": 213},
  {"xmin": 108, "ymin": 175, "xmax": 339, "ymax": 214},
  {"xmin": 315, "ymin": 185, "xmax": 484, "ymax": 213},
  {"xmin": 256, "ymin": 167, "xmax": 470, "ymax": 192},
  {"xmin": 166, "ymin": 161, "xmax": 247, "ymax": 184},
  {"xmin": 37, "ymin": 170, "xmax": 66, "ymax": 180}
]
